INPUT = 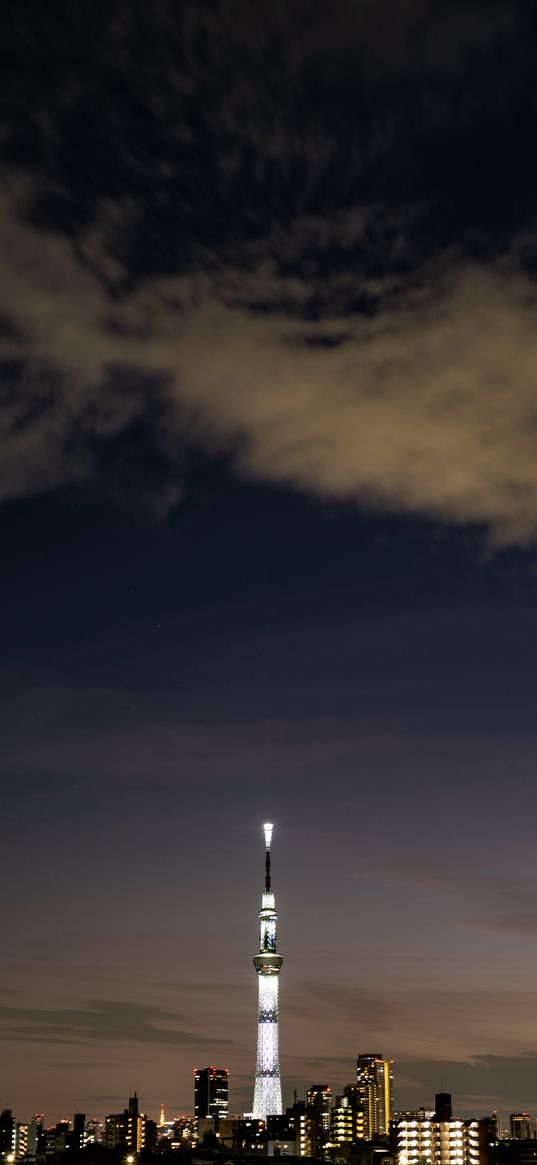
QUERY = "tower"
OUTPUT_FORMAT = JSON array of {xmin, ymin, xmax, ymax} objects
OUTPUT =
[{"xmin": 252, "ymin": 823, "xmax": 283, "ymax": 1119}]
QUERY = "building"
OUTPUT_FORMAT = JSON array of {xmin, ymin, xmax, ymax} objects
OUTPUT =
[
  {"xmin": 157, "ymin": 1117, "xmax": 196, "ymax": 1149},
  {"xmin": 266, "ymin": 1101, "xmax": 307, "ymax": 1157},
  {"xmin": 68, "ymin": 1114, "xmax": 85, "ymax": 1153},
  {"xmin": 394, "ymin": 1116, "xmax": 496, "ymax": 1165},
  {"xmin": 305, "ymin": 1085, "xmax": 332, "ymax": 1157},
  {"xmin": 105, "ymin": 1094, "xmax": 146, "ymax": 1153},
  {"xmin": 394, "ymin": 1110, "xmax": 434, "ymax": 1124},
  {"xmin": 499, "ymin": 1142, "xmax": 537, "ymax": 1165},
  {"xmin": 434, "ymin": 1095, "xmax": 452, "ymax": 1123},
  {"xmin": 511, "ymin": 1117, "xmax": 537, "ymax": 1141},
  {"xmin": 331, "ymin": 1094, "xmax": 366, "ymax": 1147},
  {"xmin": 252, "ymin": 823, "xmax": 283, "ymax": 1120},
  {"xmin": 350, "ymin": 1141, "xmax": 395, "ymax": 1165},
  {"xmin": 43, "ymin": 1122, "xmax": 69, "ymax": 1156},
  {"xmin": 392, "ymin": 1098, "xmax": 497, "ymax": 1165},
  {"xmin": 266, "ymin": 1110, "xmax": 298, "ymax": 1156},
  {"xmin": 15, "ymin": 1124, "xmax": 28, "ymax": 1160},
  {"xmin": 194, "ymin": 1067, "xmax": 229, "ymax": 1121},
  {"xmin": 144, "ymin": 1120, "xmax": 157, "ymax": 1153},
  {"xmin": 0, "ymin": 1110, "xmax": 14, "ymax": 1159},
  {"xmin": 219, "ymin": 1117, "xmax": 266, "ymax": 1153},
  {"xmin": 356, "ymin": 1055, "xmax": 394, "ymax": 1138},
  {"xmin": 266, "ymin": 1112, "xmax": 297, "ymax": 1142},
  {"xmin": 16, "ymin": 1119, "xmax": 43, "ymax": 1160},
  {"xmin": 84, "ymin": 1120, "xmax": 104, "ymax": 1146},
  {"xmin": 104, "ymin": 1111, "xmax": 128, "ymax": 1151},
  {"xmin": 295, "ymin": 1104, "xmax": 307, "ymax": 1158}
]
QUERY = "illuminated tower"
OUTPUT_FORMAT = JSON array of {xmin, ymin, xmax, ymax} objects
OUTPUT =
[{"xmin": 252, "ymin": 823, "xmax": 283, "ymax": 1119}]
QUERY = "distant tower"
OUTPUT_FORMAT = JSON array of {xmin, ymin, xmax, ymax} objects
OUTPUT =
[{"xmin": 252, "ymin": 823, "xmax": 283, "ymax": 1119}]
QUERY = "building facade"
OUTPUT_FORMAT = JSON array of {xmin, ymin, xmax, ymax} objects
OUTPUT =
[
  {"xmin": 194, "ymin": 1067, "xmax": 229, "ymax": 1121},
  {"xmin": 219, "ymin": 1117, "xmax": 266, "ymax": 1153},
  {"xmin": 510, "ymin": 1116, "xmax": 537, "ymax": 1141},
  {"xmin": 105, "ymin": 1094, "xmax": 146, "ymax": 1153},
  {"xmin": 393, "ymin": 1108, "xmax": 497, "ymax": 1165},
  {"xmin": 0, "ymin": 1110, "xmax": 14, "ymax": 1159},
  {"xmin": 305, "ymin": 1085, "xmax": 332, "ymax": 1157},
  {"xmin": 331, "ymin": 1094, "xmax": 366, "ymax": 1147},
  {"xmin": 356, "ymin": 1054, "xmax": 394, "ymax": 1138}
]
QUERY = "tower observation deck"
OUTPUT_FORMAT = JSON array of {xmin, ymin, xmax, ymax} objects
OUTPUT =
[{"xmin": 252, "ymin": 823, "xmax": 283, "ymax": 1120}]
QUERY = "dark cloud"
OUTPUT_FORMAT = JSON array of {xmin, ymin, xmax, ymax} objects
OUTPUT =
[
  {"xmin": 397, "ymin": 1053, "xmax": 537, "ymax": 1116},
  {"xmin": 2, "ymin": 1, "xmax": 536, "ymax": 271},
  {"xmin": 278, "ymin": 978, "xmax": 537, "ymax": 1078},
  {"xmin": 0, "ymin": 4, "xmax": 537, "ymax": 540},
  {"xmin": 0, "ymin": 999, "xmax": 231, "ymax": 1048}
]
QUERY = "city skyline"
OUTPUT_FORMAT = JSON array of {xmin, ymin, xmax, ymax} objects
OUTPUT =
[
  {"xmin": 3, "ymin": 1075, "xmax": 537, "ymax": 1133},
  {"xmin": 6, "ymin": 1083, "xmax": 537, "ymax": 1165},
  {"xmin": 3, "ymin": 0, "xmax": 537, "ymax": 1128}
]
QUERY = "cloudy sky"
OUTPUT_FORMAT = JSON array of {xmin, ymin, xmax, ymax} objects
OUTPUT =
[{"xmin": 2, "ymin": 0, "xmax": 537, "ymax": 1126}]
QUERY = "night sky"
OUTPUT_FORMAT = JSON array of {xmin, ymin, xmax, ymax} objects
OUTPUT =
[{"xmin": 3, "ymin": 0, "xmax": 537, "ymax": 1127}]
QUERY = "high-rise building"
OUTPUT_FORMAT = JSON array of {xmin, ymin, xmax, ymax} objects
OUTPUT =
[
  {"xmin": 252, "ymin": 823, "xmax": 283, "ymax": 1120},
  {"xmin": 194, "ymin": 1067, "xmax": 229, "ymax": 1120},
  {"xmin": 305, "ymin": 1085, "xmax": 332, "ymax": 1157},
  {"xmin": 356, "ymin": 1054, "xmax": 394, "ymax": 1137},
  {"xmin": 510, "ymin": 1115, "xmax": 536, "ymax": 1140}
]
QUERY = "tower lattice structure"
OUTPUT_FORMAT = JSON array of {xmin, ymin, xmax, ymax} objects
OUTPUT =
[{"xmin": 252, "ymin": 823, "xmax": 283, "ymax": 1120}]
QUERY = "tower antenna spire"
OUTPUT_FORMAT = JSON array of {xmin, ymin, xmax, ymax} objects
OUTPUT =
[
  {"xmin": 264, "ymin": 822, "xmax": 272, "ymax": 891},
  {"xmin": 252, "ymin": 822, "xmax": 283, "ymax": 1121}
]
